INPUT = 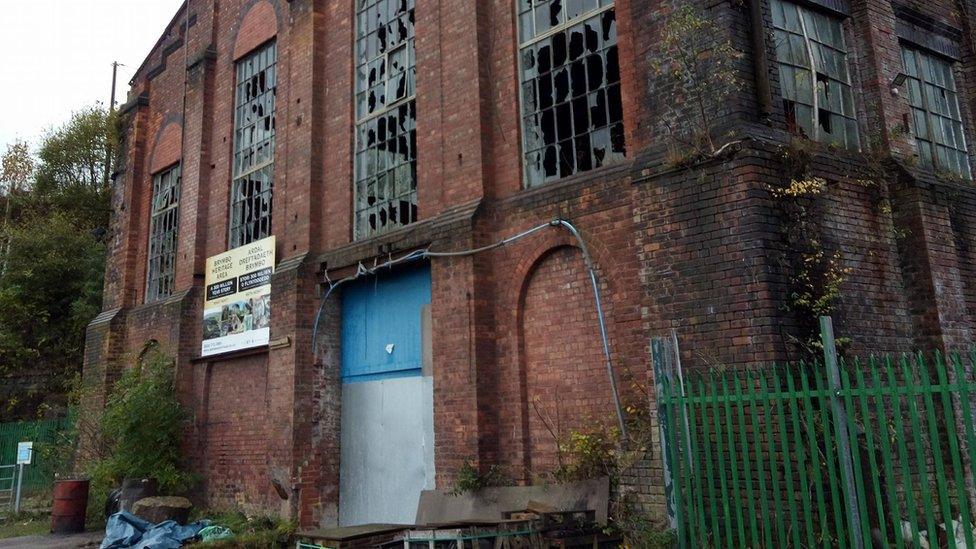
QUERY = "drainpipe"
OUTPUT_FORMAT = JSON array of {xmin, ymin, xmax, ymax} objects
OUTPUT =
[
  {"xmin": 750, "ymin": 0, "xmax": 774, "ymax": 120},
  {"xmin": 552, "ymin": 220, "xmax": 627, "ymax": 440}
]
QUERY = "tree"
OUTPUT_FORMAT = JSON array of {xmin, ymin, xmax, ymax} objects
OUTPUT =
[
  {"xmin": 31, "ymin": 106, "xmax": 115, "ymax": 231},
  {"xmin": 0, "ymin": 142, "xmax": 34, "ymax": 275},
  {"xmin": 0, "ymin": 141, "xmax": 33, "ymax": 195},
  {"xmin": 651, "ymin": 5, "xmax": 742, "ymax": 162},
  {"xmin": 0, "ymin": 106, "xmax": 114, "ymax": 421}
]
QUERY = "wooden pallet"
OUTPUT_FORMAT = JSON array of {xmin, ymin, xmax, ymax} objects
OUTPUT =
[{"xmin": 297, "ymin": 523, "xmax": 411, "ymax": 548}]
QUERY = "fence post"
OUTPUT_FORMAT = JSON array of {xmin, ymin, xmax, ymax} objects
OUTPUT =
[
  {"xmin": 820, "ymin": 316, "xmax": 863, "ymax": 549},
  {"xmin": 13, "ymin": 463, "xmax": 23, "ymax": 514},
  {"xmin": 651, "ymin": 336, "xmax": 679, "ymax": 534}
]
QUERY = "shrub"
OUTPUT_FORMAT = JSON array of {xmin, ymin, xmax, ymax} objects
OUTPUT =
[
  {"xmin": 552, "ymin": 428, "xmax": 618, "ymax": 484},
  {"xmin": 84, "ymin": 348, "xmax": 193, "ymax": 521},
  {"xmin": 451, "ymin": 460, "xmax": 510, "ymax": 495}
]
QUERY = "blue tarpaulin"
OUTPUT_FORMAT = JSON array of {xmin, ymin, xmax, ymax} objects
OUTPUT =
[{"xmin": 100, "ymin": 511, "xmax": 210, "ymax": 549}]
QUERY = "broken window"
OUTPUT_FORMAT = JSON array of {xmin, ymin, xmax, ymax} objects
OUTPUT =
[
  {"xmin": 146, "ymin": 164, "xmax": 181, "ymax": 303},
  {"xmin": 772, "ymin": 0, "xmax": 859, "ymax": 149},
  {"xmin": 518, "ymin": 0, "xmax": 625, "ymax": 187},
  {"xmin": 230, "ymin": 41, "xmax": 277, "ymax": 248},
  {"xmin": 901, "ymin": 45, "xmax": 971, "ymax": 178},
  {"xmin": 354, "ymin": 0, "xmax": 417, "ymax": 239}
]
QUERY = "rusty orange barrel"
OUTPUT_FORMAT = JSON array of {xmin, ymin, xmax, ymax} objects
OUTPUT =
[{"xmin": 51, "ymin": 479, "xmax": 89, "ymax": 534}]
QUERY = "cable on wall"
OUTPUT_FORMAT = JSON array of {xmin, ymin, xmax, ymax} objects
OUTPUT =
[{"xmin": 309, "ymin": 218, "xmax": 627, "ymax": 438}]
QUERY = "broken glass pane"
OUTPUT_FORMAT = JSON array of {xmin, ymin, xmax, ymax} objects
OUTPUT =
[
  {"xmin": 355, "ymin": 0, "xmax": 418, "ymax": 238},
  {"xmin": 230, "ymin": 41, "xmax": 276, "ymax": 248},
  {"xmin": 771, "ymin": 0, "xmax": 858, "ymax": 149},
  {"xmin": 146, "ymin": 164, "xmax": 181, "ymax": 302},
  {"xmin": 518, "ymin": 4, "xmax": 624, "ymax": 186}
]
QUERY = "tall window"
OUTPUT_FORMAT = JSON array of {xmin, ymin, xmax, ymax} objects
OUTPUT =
[
  {"xmin": 355, "ymin": 0, "xmax": 417, "ymax": 239},
  {"xmin": 146, "ymin": 164, "xmax": 181, "ymax": 302},
  {"xmin": 772, "ymin": 0, "xmax": 859, "ymax": 149},
  {"xmin": 518, "ymin": 0, "xmax": 624, "ymax": 187},
  {"xmin": 901, "ymin": 45, "xmax": 971, "ymax": 178},
  {"xmin": 230, "ymin": 41, "xmax": 277, "ymax": 248}
]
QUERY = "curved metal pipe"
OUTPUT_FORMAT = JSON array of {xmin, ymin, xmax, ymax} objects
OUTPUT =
[
  {"xmin": 750, "ymin": 0, "xmax": 774, "ymax": 119},
  {"xmin": 309, "ymin": 218, "xmax": 627, "ymax": 439},
  {"xmin": 552, "ymin": 219, "xmax": 627, "ymax": 439}
]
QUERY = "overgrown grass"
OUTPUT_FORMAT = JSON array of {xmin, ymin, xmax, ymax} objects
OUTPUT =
[
  {"xmin": 0, "ymin": 500, "xmax": 50, "ymax": 540},
  {"xmin": 188, "ymin": 509, "xmax": 295, "ymax": 548}
]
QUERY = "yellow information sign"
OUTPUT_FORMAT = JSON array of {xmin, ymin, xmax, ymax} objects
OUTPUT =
[{"xmin": 202, "ymin": 236, "xmax": 275, "ymax": 357}]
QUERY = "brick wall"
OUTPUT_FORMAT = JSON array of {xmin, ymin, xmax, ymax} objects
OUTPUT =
[{"xmin": 84, "ymin": 0, "xmax": 976, "ymax": 528}]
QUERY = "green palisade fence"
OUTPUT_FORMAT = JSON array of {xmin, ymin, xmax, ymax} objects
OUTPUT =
[
  {"xmin": 0, "ymin": 417, "xmax": 71, "ymax": 493},
  {"xmin": 657, "ymin": 349, "xmax": 976, "ymax": 548}
]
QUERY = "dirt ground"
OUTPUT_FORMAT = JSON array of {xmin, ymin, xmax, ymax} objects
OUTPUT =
[{"xmin": 0, "ymin": 531, "xmax": 102, "ymax": 548}]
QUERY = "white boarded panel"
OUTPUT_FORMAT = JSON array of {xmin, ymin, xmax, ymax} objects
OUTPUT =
[{"xmin": 339, "ymin": 376, "xmax": 435, "ymax": 526}]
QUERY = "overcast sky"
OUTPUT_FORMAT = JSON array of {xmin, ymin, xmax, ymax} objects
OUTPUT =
[{"xmin": 0, "ymin": 0, "xmax": 185, "ymax": 151}]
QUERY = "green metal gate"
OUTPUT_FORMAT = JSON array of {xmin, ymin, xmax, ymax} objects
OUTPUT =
[
  {"xmin": 0, "ymin": 416, "xmax": 71, "ymax": 494},
  {"xmin": 655, "ymin": 325, "xmax": 976, "ymax": 548}
]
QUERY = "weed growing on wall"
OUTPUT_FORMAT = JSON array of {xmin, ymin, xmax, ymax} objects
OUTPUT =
[
  {"xmin": 771, "ymin": 140, "xmax": 852, "ymax": 356},
  {"xmin": 651, "ymin": 5, "xmax": 743, "ymax": 166},
  {"xmin": 450, "ymin": 460, "xmax": 510, "ymax": 496}
]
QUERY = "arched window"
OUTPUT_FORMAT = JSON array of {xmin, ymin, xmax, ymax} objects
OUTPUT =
[{"xmin": 230, "ymin": 41, "xmax": 277, "ymax": 248}]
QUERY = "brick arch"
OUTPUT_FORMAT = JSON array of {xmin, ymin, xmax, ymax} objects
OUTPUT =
[
  {"xmin": 500, "ymin": 223, "xmax": 621, "ymax": 324},
  {"xmin": 149, "ymin": 121, "xmax": 182, "ymax": 174},
  {"xmin": 137, "ymin": 339, "xmax": 161, "ymax": 364},
  {"xmin": 511, "ymin": 242, "xmax": 616, "ymax": 478},
  {"xmin": 232, "ymin": 0, "xmax": 279, "ymax": 61}
]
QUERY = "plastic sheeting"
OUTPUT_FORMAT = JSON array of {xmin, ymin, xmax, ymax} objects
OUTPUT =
[{"xmin": 100, "ymin": 511, "xmax": 210, "ymax": 549}]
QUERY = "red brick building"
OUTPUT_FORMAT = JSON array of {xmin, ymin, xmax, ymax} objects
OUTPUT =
[{"xmin": 85, "ymin": 0, "xmax": 976, "ymax": 527}]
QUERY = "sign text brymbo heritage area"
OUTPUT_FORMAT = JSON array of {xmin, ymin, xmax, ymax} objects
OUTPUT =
[{"xmin": 201, "ymin": 236, "xmax": 275, "ymax": 357}]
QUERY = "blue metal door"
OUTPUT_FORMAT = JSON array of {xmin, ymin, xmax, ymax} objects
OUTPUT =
[
  {"xmin": 340, "ymin": 263, "xmax": 431, "ymax": 382},
  {"xmin": 339, "ymin": 263, "xmax": 435, "ymax": 526}
]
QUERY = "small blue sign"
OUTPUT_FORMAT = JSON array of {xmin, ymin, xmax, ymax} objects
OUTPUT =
[{"xmin": 16, "ymin": 442, "xmax": 32, "ymax": 465}]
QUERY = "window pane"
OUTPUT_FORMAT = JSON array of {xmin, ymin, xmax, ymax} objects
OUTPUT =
[
  {"xmin": 230, "ymin": 41, "xmax": 277, "ymax": 247},
  {"xmin": 146, "ymin": 164, "xmax": 181, "ymax": 302},
  {"xmin": 355, "ymin": 0, "xmax": 417, "ymax": 239},
  {"xmin": 901, "ymin": 45, "xmax": 971, "ymax": 178},
  {"xmin": 518, "ymin": 3, "xmax": 624, "ymax": 187},
  {"xmin": 771, "ymin": 0, "xmax": 859, "ymax": 149}
]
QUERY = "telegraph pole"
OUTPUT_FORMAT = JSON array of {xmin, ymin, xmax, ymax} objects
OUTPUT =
[
  {"xmin": 103, "ymin": 61, "xmax": 119, "ymax": 189},
  {"xmin": 109, "ymin": 61, "xmax": 119, "ymax": 112}
]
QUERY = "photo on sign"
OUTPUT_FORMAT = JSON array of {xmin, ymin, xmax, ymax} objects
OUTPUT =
[{"xmin": 203, "ymin": 295, "xmax": 271, "ymax": 341}]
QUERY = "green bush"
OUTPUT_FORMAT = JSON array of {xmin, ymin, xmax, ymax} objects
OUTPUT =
[
  {"xmin": 450, "ymin": 459, "xmax": 510, "ymax": 495},
  {"xmin": 552, "ymin": 428, "xmax": 618, "ymax": 484},
  {"xmin": 84, "ymin": 348, "xmax": 194, "ymax": 521}
]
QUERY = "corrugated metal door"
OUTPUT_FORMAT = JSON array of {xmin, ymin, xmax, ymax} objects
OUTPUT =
[{"xmin": 339, "ymin": 263, "xmax": 434, "ymax": 526}]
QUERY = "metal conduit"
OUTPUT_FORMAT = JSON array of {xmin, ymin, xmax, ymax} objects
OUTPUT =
[{"xmin": 310, "ymin": 218, "xmax": 627, "ymax": 439}]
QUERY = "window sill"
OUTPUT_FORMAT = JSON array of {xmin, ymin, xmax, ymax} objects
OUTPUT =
[
  {"xmin": 506, "ymin": 160, "xmax": 634, "ymax": 205},
  {"xmin": 191, "ymin": 344, "xmax": 270, "ymax": 364}
]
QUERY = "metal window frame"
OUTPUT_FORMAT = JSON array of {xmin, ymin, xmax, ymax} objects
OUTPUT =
[
  {"xmin": 902, "ymin": 44, "xmax": 971, "ymax": 179},
  {"xmin": 516, "ymin": 1, "xmax": 616, "ymax": 49},
  {"xmin": 229, "ymin": 40, "xmax": 277, "ymax": 249},
  {"xmin": 353, "ymin": 0, "xmax": 418, "ymax": 240},
  {"xmin": 357, "ymin": 42, "xmax": 416, "ymax": 126},
  {"xmin": 772, "ymin": 0, "xmax": 860, "ymax": 150},
  {"xmin": 515, "ymin": 0, "xmax": 623, "ymax": 188},
  {"xmin": 145, "ymin": 163, "xmax": 181, "ymax": 303}
]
